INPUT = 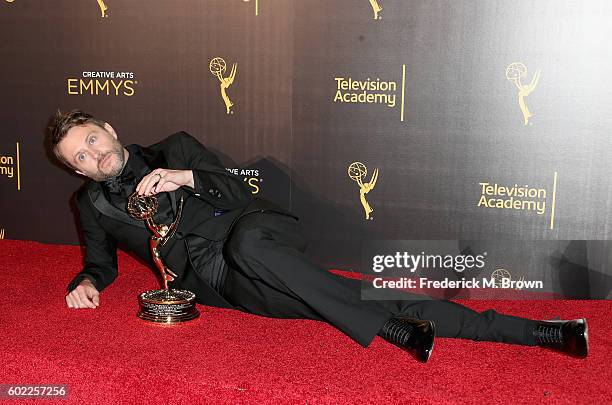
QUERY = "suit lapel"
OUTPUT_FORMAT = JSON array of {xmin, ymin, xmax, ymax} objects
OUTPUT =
[{"xmin": 88, "ymin": 183, "xmax": 145, "ymax": 228}]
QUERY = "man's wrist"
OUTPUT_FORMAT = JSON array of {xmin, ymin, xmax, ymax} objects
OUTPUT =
[
  {"xmin": 67, "ymin": 274, "xmax": 96, "ymax": 292},
  {"xmin": 186, "ymin": 170, "xmax": 195, "ymax": 189},
  {"xmin": 80, "ymin": 277, "xmax": 95, "ymax": 285}
]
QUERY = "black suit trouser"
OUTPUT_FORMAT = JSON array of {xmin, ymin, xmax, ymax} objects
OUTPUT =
[{"xmin": 221, "ymin": 212, "xmax": 537, "ymax": 348}]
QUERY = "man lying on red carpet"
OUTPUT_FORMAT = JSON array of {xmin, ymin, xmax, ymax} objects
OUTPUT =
[{"xmin": 48, "ymin": 109, "xmax": 589, "ymax": 363}]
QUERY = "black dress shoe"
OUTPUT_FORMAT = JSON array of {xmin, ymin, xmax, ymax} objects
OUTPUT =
[
  {"xmin": 533, "ymin": 318, "xmax": 589, "ymax": 358},
  {"xmin": 378, "ymin": 316, "xmax": 435, "ymax": 362}
]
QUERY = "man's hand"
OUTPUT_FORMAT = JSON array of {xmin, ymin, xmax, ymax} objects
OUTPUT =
[
  {"xmin": 66, "ymin": 278, "xmax": 100, "ymax": 309},
  {"xmin": 136, "ymin": 169, "xmax": 194, "ymax": 196}
]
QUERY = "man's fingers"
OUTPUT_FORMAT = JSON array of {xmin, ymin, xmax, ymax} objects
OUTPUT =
[
  {"xmin": 136, "ymin": 170, "xmax": 156, "ymax": 194},
  {"xmin": 69, "ymin": 291, "xmax": 84, "ymax": 308},
  {"xmin": 146, "ymin": 175, "xmax": 162, "ymax": 195},
  {"xmin": 79, "ymin": 289, "xmax": 96, "ymax": 309},
  {"xmin": 91, "ymin": 293, "xmax": 100, "ymax": 307},
  {"xmin": 68, "ymin": 294, "xmax": 83, "ymax": 309},
  {"xmin": 76, "ymin": 287, "xmax": 96, "ymax": 309},
  {"xmin": 141, "ymin": 173, "xmax": 158, "ymax": 195},
  {"xmin": 136, "ymin": 174, "xmax": 150, "ymax": 195},
  {"xmin": 136, "ymin": 169, "xmax": 181, "ymax": 195},
  {"xmin": 146, "ymin": 172, "xmax": 172, "ymax": 195},
  {"xmin": 66, "ymin": 294, "xmax": 74, "ymax": 308},
  {"xmin": 85, "ymin": 286, "xmax": 100, "ymax": 307},
  {"xmin": 75, "ymin": 292, "xmax": 90, "ymax": 309},
  {"xmin": 143, "ymin": 177, "xmax": 157, "ymax": 196},
  {"xmin": 138, "ymin": 170, "xmax": 162, "ymax": 196},
  {"xmin": 66, "ymin": 288, "xmax": 99, "ymax": 309},
  {"xmin": 153, "ymin": 177, "xmax": 171, "ymax": 194}
]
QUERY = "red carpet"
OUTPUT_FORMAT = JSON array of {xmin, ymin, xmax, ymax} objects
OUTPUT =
[{"xmin": 0, "ymin": 239, "xmax": 610, "ymax": 404}]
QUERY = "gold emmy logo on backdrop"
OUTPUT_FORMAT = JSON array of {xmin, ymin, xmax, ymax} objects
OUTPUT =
[
  {"xmin": 348, "ymin": 162, "xmax": 379, "ymax": 220},
  {"xmin": 491, "ymin": 268, "xmax": 526, "ymax": 290},
  {"xmin": 0, "ymin": 228, "xmax": 5, "ymax": 239},
  {"xmin": 96, "ymin": 0, "xmax": 108, "ymax": 17},
  {"xmin": 209, "ymin": 57, "xmax": 237, "ymax": 114},
  {"xmin": 368, "ymin": 0, "xmax": 382, "ymax": 20},
  {"xmin": 506, "ymin": 62, "xmax": 541, "ymax": 125}
]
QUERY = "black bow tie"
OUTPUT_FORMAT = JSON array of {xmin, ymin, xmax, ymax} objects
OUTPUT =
[{"xmin": 104, "ymin": 171, "xmax": 136, "ymax": 196}]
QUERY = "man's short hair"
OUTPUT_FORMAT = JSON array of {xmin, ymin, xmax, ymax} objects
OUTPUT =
[{"xmin": 48, "ymin": 109, "xmax": 107, "ymax": 167}]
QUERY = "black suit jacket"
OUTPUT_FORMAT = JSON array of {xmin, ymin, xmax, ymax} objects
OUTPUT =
[{"xmin": 67, "ymin": 131, "xmax": 294, "ymax": 308}]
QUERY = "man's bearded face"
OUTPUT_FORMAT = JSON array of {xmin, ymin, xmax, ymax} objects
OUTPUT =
[{"xmin": 57, "ymin": 122, "xmax": 127, "ymax": 182}]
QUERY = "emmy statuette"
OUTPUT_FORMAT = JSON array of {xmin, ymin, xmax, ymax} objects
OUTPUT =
[{"xmin": 127, "ymin": 192, "xmax": 199, "ymax": 323}]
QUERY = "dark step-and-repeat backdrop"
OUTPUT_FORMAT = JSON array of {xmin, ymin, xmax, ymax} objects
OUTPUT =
[{"xmin": 1, "ymin": 1, "xmax": 611, "ymax": 299}]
